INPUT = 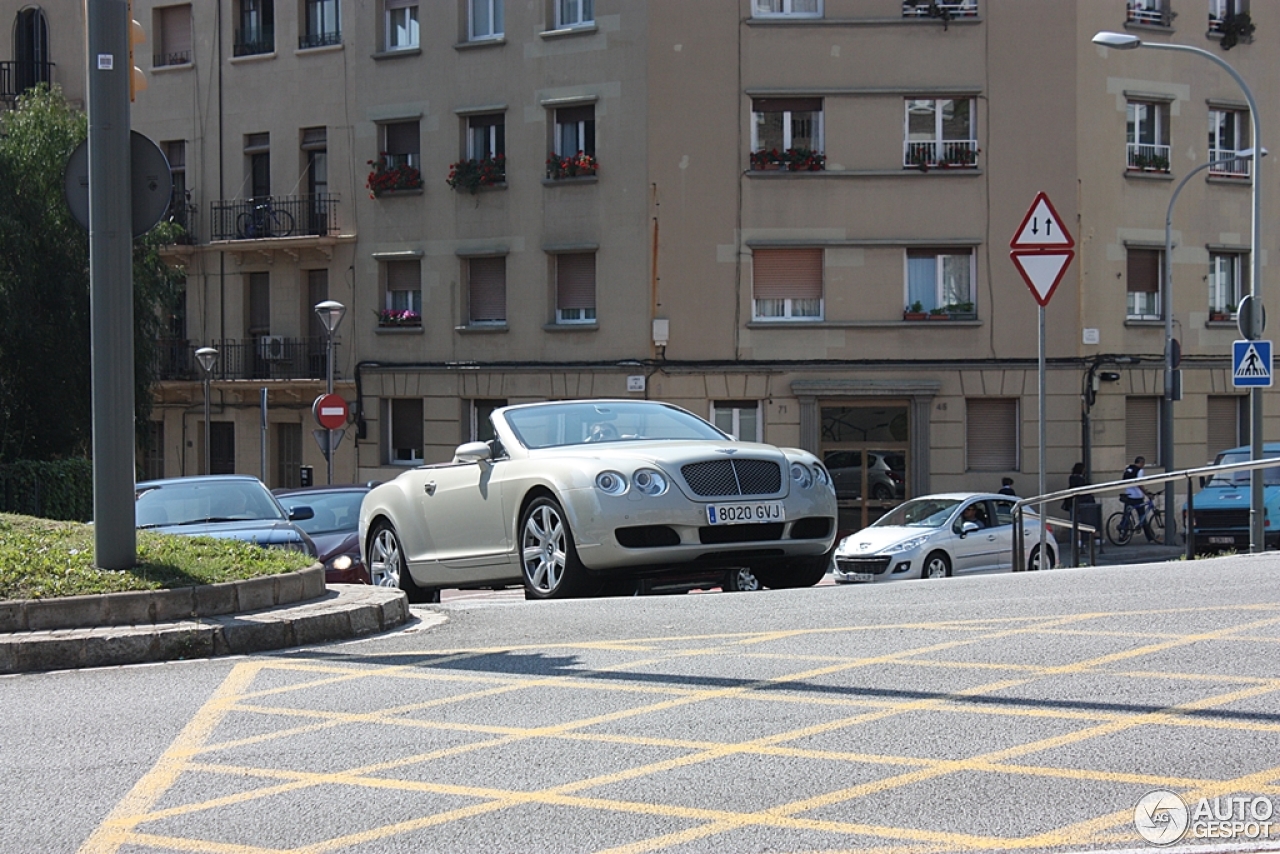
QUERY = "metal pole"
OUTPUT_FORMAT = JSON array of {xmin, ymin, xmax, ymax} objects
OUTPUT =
[
  {"xmin": 1136, "ymin": 41, "xmax": 1263, "ymax": 551},
  {"xmin": 326, "ymin": 329, "xmax": 334, "ymax": 485},
  {"xmin": 203, "ymin": 376, "xmax": 211, "ymax": 475},
  {"xmin": 87, "ymin": 0, "xmax": 136, "ymax": 569},
  {"xmin": 1038, "ymin": 304, "xmax": 1047, "ymax": 568},
  {"xmin": 260, "ymin": 387, "xmax": 268, "ymax": 482}
]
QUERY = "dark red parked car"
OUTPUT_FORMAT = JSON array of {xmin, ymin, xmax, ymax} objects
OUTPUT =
[{"xmin": 273, "ymin": 484, "xmax": 373, "ymax": 584}]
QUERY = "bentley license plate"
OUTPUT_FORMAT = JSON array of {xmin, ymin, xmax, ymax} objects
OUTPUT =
[{"xmin": 706, "ymin": 502, "xmax": 785, "ymax": 525}]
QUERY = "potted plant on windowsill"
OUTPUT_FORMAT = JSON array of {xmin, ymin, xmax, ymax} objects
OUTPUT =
[
  {"xmin": 927, "ymin": 306, "xmax": 950, "ymax": 320},
  {"xmin": 546, "ymin": 151, "xmax": 598, "ymax": 180},
  {"xmin": 447, "ymin": 155, "xmax": 506, "ymax": 194},
  {"xmin": 939, "ymin": 148, "xmax": 980, "ymax": 169},
  {"xmin": 376, "ymin": 309, "xmax": 422, "ymax": 327},
  {"xmin": 904, "ymin": 300, "xmax": 927, "ymax": 321},
  {"xmin": 1209, "ymin": 304, "xmax": 1237, "ymax": 322},
  {"xmin": 947, "ymin": 300, "xmax": 976, "ymax": 319},
  {"xmin": 366, "ymin": 154, "xmax": 423, "ymax": 198}
]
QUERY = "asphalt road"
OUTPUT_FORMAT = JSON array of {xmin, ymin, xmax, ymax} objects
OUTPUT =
[{"xmin": 6, "ymin": 554, "xmax": 1280, "ymax": 854}]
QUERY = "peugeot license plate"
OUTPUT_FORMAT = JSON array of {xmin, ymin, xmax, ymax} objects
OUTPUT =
[
  {"xmin": 706, "ymin": 502, "xmax": 785, "ymax": 525},
  {"xmin": 1208, "ymin": 536, "xmax": 1236, "ymax": 545}
]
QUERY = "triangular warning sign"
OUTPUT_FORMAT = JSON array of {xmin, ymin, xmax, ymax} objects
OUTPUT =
[
  {"xmin": 1010, "ymin": 192, "xmax": 1074, "ymax": 249},
  {"xmin": 1010, "ymin": 250, "xmax": 1073, "ymax": 307}
]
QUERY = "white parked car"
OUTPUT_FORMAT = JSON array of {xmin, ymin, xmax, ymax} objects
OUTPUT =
[
  {"xmin": 359, "ymin": 399, "xmax": 839, "ymax": 601},
  {"xmin": 832, "ymin": 492, "xmax": 1057, "ymax": 583}
]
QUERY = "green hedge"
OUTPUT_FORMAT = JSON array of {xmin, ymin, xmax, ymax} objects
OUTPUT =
[{"xmin": 0, "ymin": 459, "xmax": 94, "ymax": 521}]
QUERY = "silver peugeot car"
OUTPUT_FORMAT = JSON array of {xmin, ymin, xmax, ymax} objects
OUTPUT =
[{"xmin": 832, "ymin": 492, "xmax": 1057, "ymax": 582}]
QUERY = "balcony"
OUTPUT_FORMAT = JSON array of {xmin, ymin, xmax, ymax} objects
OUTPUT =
[
  {"xmin": 233, "ymin": 26, "xmax": 275, "ymax": 57},
  {"xmin": 153, "ymin": 49, "xmax": 191, "ymax": 67},
  {"xmin": 1127, "ymin": 142, "xmax": 1171, "ymax": 173},
  {"xmin": 1210, "ymin": 147, "xmax": 1252, "ymax": 178},
  {"xmin": 0, "ymin": 60, "xmax": 55, "ymax": 106},
  {"xmin": 156, "ymin": 338, "xmax": 338, "ymax": 382},
  {"xmin": 167, "ymin": 190, "xmax": 199, "ymax": 243},
  {"xmin": 901, "ymin": 1, "xmax": 978, "ymax": 19},
  {"xmin": 903, "ymin": 139, "xmax": 979, "ymax": 170},
  {"xmin": 209, "ymin": 194, "xmax": 338, "ymax": 242},
  {"xmin": 299, "ymin": 29, "xmax": 341, "ymax": 50},
  {"xmin": 1126, "ymin": 1, "xmax": 1172, "ymax": 26}
]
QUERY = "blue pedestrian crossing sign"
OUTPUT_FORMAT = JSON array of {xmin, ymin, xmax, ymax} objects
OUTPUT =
[{"xmin": 1233, "ymin": 339, "xmax": 1272, "ymax": 387}]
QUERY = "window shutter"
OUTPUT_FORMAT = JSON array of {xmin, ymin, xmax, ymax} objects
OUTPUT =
[
  {"xmin": 301, "ymin": 127, "xmax": 326, "ymax": 150},
  {"xmin": 556, "ymin": 105, "xmax": 594, "ymax": 126},
  {"xmin": 244, "ymin": 133, "xmax": 270, "ymax": 154},
  {"xmin": 469, "ymin": 256, "xmax": 506, "ymax": 322},
  {"xmin": 1125, "ymin": 397, "xmax": 1161, "ymax": 463},
  {"xmin": 391, "ymin": 399, "xmax": 423, "ymax": 453},
  {"xmin": 753, "ymin": 248, "xmax": 822, "ymax": 300},
  {"xmin": 1127, "ymin": 249, "xmax": 1160, "ymax": 293},
  {"xmin": 753, "ymin": 98, "xmax": 822, "ymax": 113},
  {"xmin": 1207, "ymin": 396, "xmax": 1245, "ymax": 454},
  {"xmin": 160, "ymin": 6, "xmax": 192, "ymax": 57},
  {"xmin": 386, "ymin": 0, "xmax": 416, "ymax": 8},
  {"xmin": 385, "ymin": 259, "xmax": 418, "ymax": 293},
  {"xmin": 384, "ymin": 122, "xmax": 419, "ymax": 155},
  {"xmin": 965, "ymin": 398, "xmax": 1019, "ymax": 471},
  {"xmin": 556, "ymin": 253, "xmax": 596, "ymax": 310}
]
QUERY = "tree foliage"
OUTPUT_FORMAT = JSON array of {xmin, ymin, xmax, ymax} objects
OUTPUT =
[{"xmin": 0, "ymin": 85, "xmax": 184, "ymax": 464}]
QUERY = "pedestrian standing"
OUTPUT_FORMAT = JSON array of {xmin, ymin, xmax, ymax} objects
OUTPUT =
[{"xmin": 998, "ymin": 477, "xmax": 1017, "ymax": 496}]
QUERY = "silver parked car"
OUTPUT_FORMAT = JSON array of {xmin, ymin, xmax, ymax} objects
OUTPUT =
[
  {"xmin": 832, "ymin": 492, "xmax": 1056, "ymax": 582},
  {"xmin": 359, "ymin": 399, "xmax": 838, "ymax": 601}
]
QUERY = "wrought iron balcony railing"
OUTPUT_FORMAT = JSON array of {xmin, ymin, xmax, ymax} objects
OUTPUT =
[
  {"xmin": 903, "ymin": 139, "xmax": 979, "ymax": 169},
  {"xmin": 209, "ymin": 194, "xmax": 338, "ymax": 242},
  {"xmin": 0, "ymin": 60, "xmax": 55, "ymax": 105},
  {"xmin": 299, "ymin": 30, "xmax": 342, "ymax": 49},
  {"xmin": 153, "ymin": 50, "xmax": 191, "ymax": 67},
  {"xmin": 156, "ymin": 338, "xmax": 339, "ymax": 382},
  {"xmin": 902, "ymin": 1, "xmax": 979, "ymax": 18},
  {"xmin": 233, "ymin": 26, "xmax": 275, "ymax": 56}
]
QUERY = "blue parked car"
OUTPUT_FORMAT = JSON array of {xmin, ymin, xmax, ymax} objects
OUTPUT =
[
  {"xmin": 136, "ymin": 475, "xmax": 318, "ymax": 557},
  {"xmin": 1187, "ymin": 444, "xmax": 1280, "ymax": 553}
]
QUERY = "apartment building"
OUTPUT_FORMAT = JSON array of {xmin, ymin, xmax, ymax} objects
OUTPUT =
[{"xmin": 3, "ymin": 0, "xmax": 1274, "ymax": 535}]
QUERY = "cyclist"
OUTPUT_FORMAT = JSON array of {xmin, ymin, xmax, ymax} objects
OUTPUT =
[{"xmin": 1121, "ymin": 456, "xmax": 1156, "ymax": 542}]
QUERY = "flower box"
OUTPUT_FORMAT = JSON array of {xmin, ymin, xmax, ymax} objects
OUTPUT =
[
  {"xmin": 546, "ymin": 151, "xmax": 598, "ymax": 180},
  {"xmin": 447, "ymin": 155, "xmax": 506, "ymax": 194},
  {"xmin": 750, "ymin": 147, "xmax": 825, "ymax": 172},
  {"xmin": 377, "ymin": 309, "xmax": 422, "ymax": 327},
  {"xmin": 903, "ymin": 311, "xmax": 928, "ymax": 321},
  {"xmin": 367, "ymin": 155, "xmax": 423, "ymax": 197}
]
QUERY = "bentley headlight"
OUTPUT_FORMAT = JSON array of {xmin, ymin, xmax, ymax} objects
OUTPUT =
[
  {"xmin": 812, "ymin": 464, "xmax": 830, "ymax": 487},
  {"xmin": 884, "ymin": 535, "xmax": 930, "ymax": 554},
  {"xmin": 790, "ymin": 462, "xmax": 813, "ymax": 489},
  {"xmin": 595, "ymin": 471, "xmax": 628, "ymax": 495},
  {"xmin": 632, "ymin": 468, "xmax": 668, "ymax": 496}
]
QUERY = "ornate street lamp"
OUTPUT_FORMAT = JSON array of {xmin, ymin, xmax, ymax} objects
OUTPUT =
[
  {"xmin": 195, "ymin": 347, "xmax": 219, "ymax": 475},
  {"xmin": 313, "ymin": 300, "xmax": 347, "ymax": 484}
]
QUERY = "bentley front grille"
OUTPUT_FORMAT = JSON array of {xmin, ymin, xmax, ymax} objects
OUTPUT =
[{"xmin": 681, "ymin": 459, "xmax": 782, "ymax": 497}]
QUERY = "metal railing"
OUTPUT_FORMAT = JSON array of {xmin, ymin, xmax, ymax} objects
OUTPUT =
[
  {"xmin": 0, "ymin": 60, "xmax": 55, "ymax": 105},
  {"xmin": 1210, "ymin": 146, "xmax": 1252, "ymax": 176},
  {"xmin": 1012, "ymin": 456, "xmax": 1280, "ymax": 571},
  {"xmin": 156, "ymin": 338, "xmax": 338, "ymax": 381},
  {"xmin": 153, "ymin": 50, "xmax": 191, "ymax": 67},
  {"xmin": 1127, "ymin": 142, "xmax": 1171, "ymax": 171},
  {"xmin": 901, "ymin": 1, "xmax": 979, "ymax": 19},
  {"xmin": 233, "ymin": 26, "xmax": 275, "ymax": 56},
  {"xmin": 209, "ymin": 194, "xmax": 338, "ymax": 242},
  {"xmin": 1126, "ymin": 2, "xmax": 1171, "ymax": 26},
  {"xmin": 299, "ymin": 30, "xmax": 342, "ymax": 49},
  {"xmin": 904, "ymin": 139, "xmax": 979, "ymax": 169}
]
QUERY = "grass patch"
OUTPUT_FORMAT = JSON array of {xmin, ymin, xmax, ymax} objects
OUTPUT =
[{"xmin": 0, "ymin": 513, "xmax": 316, "ymax": 601}]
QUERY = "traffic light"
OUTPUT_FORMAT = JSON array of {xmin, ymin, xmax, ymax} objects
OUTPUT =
[{"xmin": 128, "ymin": 0, "xmax": 147, "ymax": 101}]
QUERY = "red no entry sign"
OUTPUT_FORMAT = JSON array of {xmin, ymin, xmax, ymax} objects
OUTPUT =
[{"xmin": 313, "ymin": 393, "xmax": 348, "ymax": 430}]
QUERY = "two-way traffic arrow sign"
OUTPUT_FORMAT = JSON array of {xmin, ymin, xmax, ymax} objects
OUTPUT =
[{"xmin": 1010, "ymin": 191, "xmax": 1075, "ymax": 307}]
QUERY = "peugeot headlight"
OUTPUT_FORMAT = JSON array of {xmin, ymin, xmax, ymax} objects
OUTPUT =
[
  {"xmin": 595, "ymin": 471, "xmax": 628, "ymax": 495},
  {"xmin": 790, "ymin": 462, "xmax": 813, "ymax": 489},
  {"xmin": 632, "ymin": 468, "xmax": 668, "ymax": 496},
  {"xmin": 884, "ymin": 535, "xmax": 930, "ymax": 554}
]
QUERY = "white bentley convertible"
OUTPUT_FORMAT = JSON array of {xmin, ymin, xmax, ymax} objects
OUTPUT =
[{"xmin": 358, "ymin": 399, "xmax": 838, "ymax": 600}]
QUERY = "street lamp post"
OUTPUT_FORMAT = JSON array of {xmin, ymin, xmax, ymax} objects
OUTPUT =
[
  {"xmin": 1093, "ymin": 31, "xmax": 1265, "ymax": 552},
  {"xmin": 313, "ymin": 300, "xmax": 347, "ymax": 485},
  {"xmin": 1160, "ymin": 148, "xmax": 1264, "ymax": 544},
  {"xmin": 195, "ymin": 347, "xmax": 219, "ymax": 475}
]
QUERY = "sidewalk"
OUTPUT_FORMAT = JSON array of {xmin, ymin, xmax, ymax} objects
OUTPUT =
[
  {"xmin": 1070, "ymin": 537, "xmax": 1189, "ymax": 568},
  {"xmin": 1, "ymin": 583, "xmax": 411, "ymax": 675}
]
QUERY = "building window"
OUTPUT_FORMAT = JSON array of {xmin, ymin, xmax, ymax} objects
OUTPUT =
[
  {"xmin": 1127, "ymin": 101, "xmax": 1170, "ymax": 172},
  {"xmin": 450, "ymin": 113, "xmax": 507, "ymax": 192},
  {"xmin": 904, "ymin": 98, "xmax": 977, "ymax": 169},
  {"xmin": 470, "ymin": 399, "xmax": 506, "ymax": 443},
  {"xmin": 12, "ymin": 9, "xmax": 51, "ymax": 96},
  {"xmin": 276, "ymin": 423, "xmax": 302, "ymax": 488},
  {"xmin": 752, "ymin": 0, "xmax": 821, "ymax": 17},
  {"xmin": 548, "ymin": 105, "xmax": 596, "ymax": 178},
  {"xmin": 386, "ymin": 398, "xmax": 424, "ymax": 464},
  {"xmin": 555, "ymin": 253, "xmax": 596, "ymax": 324},
  {"xmin": 468, "ymin": 256, "xmax": 506, "ymax": 325},
  {"xmin": 712, "ymin": 402, "xmax": 761, "ymax": 442},
  {"xmin": 385, "ymin": 0, "xmax": 419, "ymax": 49},
  {"xmin": 142, "ymin": 421, "xmax": 165, "ymax": 481},
  {"xmin": 382, "ymin": 260, "xmax": 422, "ymax": 326},
  {"xmin": 210, "ymin": 422, "xmax": 236, "ymax": 474},
  {"xmin": 751, "ymin": 99, "xmax": 824, "ymax": 171},
  {"xmin": 301, "ymin": 127, "xmax": 329, "ymax": 234},
  {"xmin": 247, "ymin": 271, "xmax": 270, "ymax": 336},
  {"xmin": 155, "ymin": 4, "xmax": 192, "ymax": 66},
  {"xmin": 245, "ymin": 132, "xmax": 271, "ymax": 199},
  {"xmin": 1209, "ymin": 0, "xmax": 1250, "ymax": 35},
  {"xmin": 164, "ymin": 140, "xmax": 192, "ymax": 235},
  {"xmin": 234, "ymin": 0, "xmax": 274, "ymax": 56},
  {"xmin": 301, "ymin": 0, "xmax": 340, "ymax": 49},
  {"xmin": 1209, "ymin": 108, "xmax": 1251, "ymax": 176},
  {"xmin": 1209, "ymin": 252, "xmax": 1246, "ymax": 317},
  {"xmin": 1127, "ymin": 248, "xmax": 1162, "ymax": 319},
  {"xmin": 752, "ymin": 248, "xmax": 822, "ymax": 321},
  {"xmin": 1126, "ymin": 397, "xmax": 1161, "ymax": 465},
  {"xmin": 902, "ymin": 1, "xmax": 978, "ymax": 18},
  {"xmin": 468, "ymin": 113, "xmax": 505, "ymax": 160},
  {"xmin": 906, "ymin": 249, "xmax": 974, "ymax": 315},
  {"xmin": 1126, "ymin": 0, "xmax": 1172, "ymax": 26},
  {"xmin": 381, "ymin": 121, "xmax": 420, "ymax": 171},
  {"xmin": 965, "ymin": 399, "xmax": 1019, "ymax": 472},
  {"xmin": 1207, "ymin": 395, "xmax": 1248, "ymax": 453},
  {"xmin": 470, "ymin": 0, "xmax": 503, "ymax": 39},
  {"xmin": 555, "ymin": 0, "xmax": 593, "ymax": 29}
]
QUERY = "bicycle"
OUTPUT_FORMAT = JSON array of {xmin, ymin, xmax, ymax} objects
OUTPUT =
[
  {"xmin": 1105, "ymin": 492, "xmax": 1170, "ymax": 546},
  {"xmin": 235, "ymin": 197, "xmax": 295, "ymax": 239}
]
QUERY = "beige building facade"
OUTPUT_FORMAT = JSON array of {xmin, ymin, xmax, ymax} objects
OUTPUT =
[{"xmin": 3, "ymin": 0, "xmax": 1274, "ymax": 533}]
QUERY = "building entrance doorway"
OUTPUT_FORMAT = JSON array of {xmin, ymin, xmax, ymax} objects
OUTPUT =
[{"xmin": 820, "ymin": 403, "xmax": 909, "ymax": 536}]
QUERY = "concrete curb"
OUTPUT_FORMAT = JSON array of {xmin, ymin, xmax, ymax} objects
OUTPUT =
[
  {"xmin": 0, "ymin": 584, "xmax": 411, "ymax": 674},
  {"xmin": 0, "ymin": 565, "xmax": 327, "ymax": 632}
]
